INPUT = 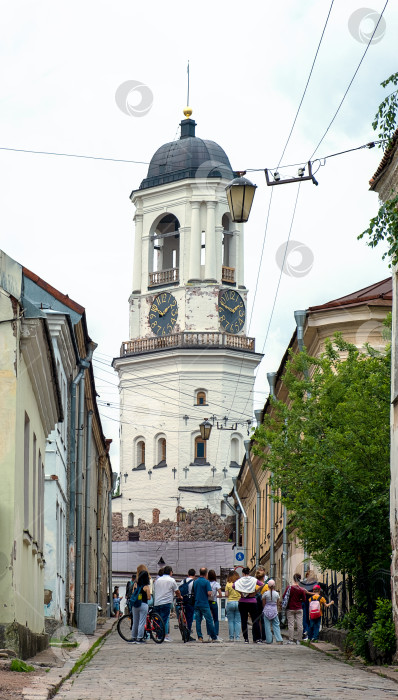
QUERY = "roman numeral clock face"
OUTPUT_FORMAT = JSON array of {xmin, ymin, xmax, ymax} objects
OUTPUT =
[
  {"xmin": 218, "ymin": 290, "xmax": 245, "ymax": 334},
  {"xmin": 149, "ymin": 293, "xmax": 178, "ymax": 336}
]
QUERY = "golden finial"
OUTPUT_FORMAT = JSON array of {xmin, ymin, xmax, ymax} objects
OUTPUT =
[{"xmin": 183, "ymin": 106, "xmax": 193, "ymax": 119}]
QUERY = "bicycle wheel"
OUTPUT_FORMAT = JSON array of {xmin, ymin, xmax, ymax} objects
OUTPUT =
[
  {"xmin": 178, "ymin": 611, "xmax": 190, "ymax": 643},
  {"xmin": 117, "ymin": 614, "xmax": 134, "ymax": 642},
  {"xmin": 149, "ymin": 611, "xmax": 165, "ymax": 643}
]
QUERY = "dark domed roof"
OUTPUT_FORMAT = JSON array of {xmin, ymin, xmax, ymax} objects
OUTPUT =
[{"xmin": 138, "ymin": 119, "xmax": 234, "ymax": 191}]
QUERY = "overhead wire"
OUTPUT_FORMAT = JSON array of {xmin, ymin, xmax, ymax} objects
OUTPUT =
[{"xmin": 309, "ymin": 0, "xmax": 389, "ymax": 159}]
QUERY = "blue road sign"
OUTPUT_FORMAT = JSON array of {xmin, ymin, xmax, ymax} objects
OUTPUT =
[{"xmin": 236, "ymin": 551, "xmax": 244, "ymax": 562}]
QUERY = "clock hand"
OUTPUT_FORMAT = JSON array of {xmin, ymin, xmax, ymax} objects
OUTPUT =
[{"xmin": 221, "ymin": 302, "xmax": 234, "ymax": 312}]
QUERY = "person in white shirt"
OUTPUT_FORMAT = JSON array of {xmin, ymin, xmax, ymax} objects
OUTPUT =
[
  {"xmin": 207, "ymin": 569, "xmax": 222, "ymax": 638},
  {"xmin": 153, "ymin": 565, "xmax": 181, "ymax": 641}
]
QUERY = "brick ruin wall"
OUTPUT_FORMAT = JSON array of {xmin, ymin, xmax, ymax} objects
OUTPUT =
[{"xmin": 112, "ymin": 508, "xmax": 234, "ymax": 542}]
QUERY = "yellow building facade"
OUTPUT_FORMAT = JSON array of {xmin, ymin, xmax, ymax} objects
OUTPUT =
[{"xmin": 236, "ymin": 278, "xmax": 392, "ymax": 591}]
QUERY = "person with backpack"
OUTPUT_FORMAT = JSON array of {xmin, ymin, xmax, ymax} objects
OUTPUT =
[
  {"xmin": 193, "ymin": 567, "xmax": 221, "ymax": 643},
  {"xmin": 178, "ymin": 569, "xmax": 196, "ymax": 641},
  {"xmin": 308, "ymin": 584, "xmax": 334, "ymax": 642},
  {"xmin": 130, "ymin": 564, "xmax": 151, "ymax": 644},
  {"xmin": 262, "ymin": 579, "xmax": 283, "ymax": 645},
  {"xmin": 125, "ymin": 574, "xmax": 136, "ymax": 604}
]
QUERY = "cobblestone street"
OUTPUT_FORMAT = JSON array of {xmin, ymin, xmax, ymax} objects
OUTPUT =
[{"xmin": 54, "ymin": 622, "xmax": 398, "ymax": 700}]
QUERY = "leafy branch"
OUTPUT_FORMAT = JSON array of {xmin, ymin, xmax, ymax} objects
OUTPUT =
[
  {"xmin": 358, "ymin": 194, "xmax": 398, "ymax": 266},
  {"xmin": 372, "ymin": 72, "xmax": 398, "ymax": 148}
]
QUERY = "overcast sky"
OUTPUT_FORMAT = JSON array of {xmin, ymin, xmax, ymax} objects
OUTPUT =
[{"xmin": 1, "ymin": 0, "xmax": 396, "ymax": 472}]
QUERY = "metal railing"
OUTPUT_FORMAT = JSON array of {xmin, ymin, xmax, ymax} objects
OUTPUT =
[
  {"xmin": 222, "ymin": 266, "xmax": 235, "ymax": 283},
  {"xmin": 120, "ymin": 331, "xmax": 256, "ymax": 356},
  {"xmin": 148, "ymin": 268, "xmax": 179, "ymax": 287}
]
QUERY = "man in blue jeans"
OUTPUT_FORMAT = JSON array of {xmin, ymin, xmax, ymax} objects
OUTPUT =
[
  {"xmin": 193, "ymin": 568, "xmax": 222, "ymax": 643},
  {"xmin": 153, "ymin": 565, "xmax": 181, "ymax": 641}
]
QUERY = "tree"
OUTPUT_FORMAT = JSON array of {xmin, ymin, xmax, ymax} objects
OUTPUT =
[
  {"xmin": 359, "ymin": 71, "xmax": 398, "ymax": 263},
  {"xmin": 253, "ymin": 335, "xmax": 391, "ymax": 613}
]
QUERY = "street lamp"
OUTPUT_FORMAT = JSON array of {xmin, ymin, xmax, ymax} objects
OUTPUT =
[
  {"xmin": 179, "ymin": 507, "xmax": 187, "ymax": 522},
  {"xmin": 199, "ymin": 419, "xmax": 213, "ymax": 441},
  {"xmin": 225, "ymin": 173, "xmax": 257, "ymax": 223}
]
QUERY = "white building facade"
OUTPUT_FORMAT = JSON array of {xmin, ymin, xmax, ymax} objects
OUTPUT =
[{"xmin": 113, "ymin": 113, "xmax": 262, "ymax": 524}]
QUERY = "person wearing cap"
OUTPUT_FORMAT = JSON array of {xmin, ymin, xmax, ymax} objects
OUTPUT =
[
  {"xmin": 308, "ymin": 585, "xmax": 334, "ymax": 642},
  {"xmin": 262, "ymin": 579, "xmax": 283, "ymax": 645}
]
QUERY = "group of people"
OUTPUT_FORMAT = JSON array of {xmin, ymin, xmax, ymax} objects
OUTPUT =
[{"xmin": 118, "ymin": 564, "xmax": 333, "ymax": 645}]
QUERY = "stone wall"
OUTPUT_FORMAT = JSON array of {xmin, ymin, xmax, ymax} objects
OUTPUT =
[{"xmin": 112, "ymin": 508, "xmax": 234, "ymax": 542}]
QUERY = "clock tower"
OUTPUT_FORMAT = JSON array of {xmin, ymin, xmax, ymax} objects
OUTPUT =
[{"xmin": 113, "ymin": 111, "xmax": 262, "ymax": 525}]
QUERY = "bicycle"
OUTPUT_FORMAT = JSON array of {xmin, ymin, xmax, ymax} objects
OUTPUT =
[
  {"xmin": 117, "ymin": 605, "xmax": 165, "ymax": 644},
  {"xmin": 175, "ymin": 600, "xmax": 191, "ymax": 643}
]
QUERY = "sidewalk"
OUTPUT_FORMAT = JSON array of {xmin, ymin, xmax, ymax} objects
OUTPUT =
[
  {"xmin": 280, "ymin": 625, "xmax": 398, "ymax": 686},
  {"xmin": 20, "ymin": 617, "xmax": 116, "ymax": 700}
]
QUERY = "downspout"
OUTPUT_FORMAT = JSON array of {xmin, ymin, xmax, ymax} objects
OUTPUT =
[
  {"xmin": 223, "ymin": 494, "xmax": 240, "ymax": 548},
  {"xmin": 232, "ymin": 478, "xmax": 248, "ymax": 567},
  {"xmin": 75, "ymin": 341, "xmax": 97, "ymax": 625},
  {"xmin": 244, "ymin": 440, "xmax": 260, "ymax": 569},
  {"xmin": 97, "ymin": 526, "xmax": 102, "ymax": 606},
  {"xmin": 108, "ymin": 488, "xmax": 113, "ymax": 616},
  {"xmin": 68, "ymin": 362, "xmax": 88, "ymax": 622},
  {"xmin": 267, "ymin": 372, "xmax": 277, "ymax": 579},
  {"xmin": 294, "ymin": 309, "xmax": 310, "ymax": 572},
  {"xmin": 84, "ymin": 410, "xmax": 93, "ymax": 602}
]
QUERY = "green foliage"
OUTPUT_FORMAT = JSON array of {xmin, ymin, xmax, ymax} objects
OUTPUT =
[
  {"xmin": 10, "ymin": 659, "xmax": 34, "ymax": 672},
  {"xmin": 339, "ymin": 607, "xmax": 369, "ymax": 659},
  {"xmin": 358, "ymin": 195, "xmax": 398, "ymax": 267},
  {"xmin": 372, "ymin": 72, "xmax": 398, "ymax": 148},
  {"xmin": 366, "ymin": 598, "xmax": 396, "ymax": 658},
  {"xmin": 359, "ymin": 72, "xmax": 398, "ymax": 264},
  {"xmin": 253, "ymin": 335, "xmax": 391, "ymax": 590}
]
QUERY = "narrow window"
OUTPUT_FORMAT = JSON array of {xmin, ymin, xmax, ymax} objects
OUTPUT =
[
  {"xmin": 196, "ymin": 391, "xmax": 206, "ymax": 406},
  {"xmin": 160, "ymin": 438, "xmax": 166, "ymax": 462},
  {"xmin": 201, "ymin": 231, "xmax": 206, "ymax": 266},
  {"xmin": 137, "ymin": 440, "xmax": 145, "ymax": 467},
  {"xmin": 195, "ymin": 436, "xmax": 206, "ymax": 460},
  {"xmin": 128, "ymin": 512, "xmax": 135, "ymax": 527}
]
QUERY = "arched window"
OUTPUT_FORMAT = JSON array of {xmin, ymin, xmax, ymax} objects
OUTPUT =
[
  {"xmin": 128, "ymin": 512, "xmax": 135, "ymax": 528},
  {"xmin": 149, "ymin": 214, "xmax": 180, "ymax": 287},
  {"xmin": 137, "ymin": 440, "xmax": 145, "ymax": 467},
  {"xmin": 196, "ymin": 390, "xmax": 207, "ymax": 406},
  {"xmin": 230, "ymin": 436, "xmax": 241, "ymax": 468},
  {"xmin": 194, "ymin": 436, "xmax": 207, "ymax": 464},
  {"xmin": 158, "ymin": 438, "xmax": 166, "ymax": 463}
]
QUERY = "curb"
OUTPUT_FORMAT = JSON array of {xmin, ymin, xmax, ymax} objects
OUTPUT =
[
  {"xmin": 22, "ymin": 619, "xmax": 117, "ymax": 700},
  {"xmin": 298, "ymin": 636, "xmax": 398, "ymax": 686}
]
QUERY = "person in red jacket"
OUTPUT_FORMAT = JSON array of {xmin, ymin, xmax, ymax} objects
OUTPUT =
[{"xmin": 282, "ymin": 573, "xmax": 306, "ymax": 644}]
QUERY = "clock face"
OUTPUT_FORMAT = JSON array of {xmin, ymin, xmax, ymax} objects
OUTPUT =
[
  {"xmin": 218, "ymin": 289, "xmax": 245, "ymax": 334},
  {"xmin": 149, "ymin": 293, "xmax": 178, "ymax": 336}
]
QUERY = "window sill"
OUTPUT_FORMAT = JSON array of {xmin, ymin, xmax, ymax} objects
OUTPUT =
[
  {"xmin": 132, "ymin": 463, "xmax": 146, "ymax": 471},
  {"xmin": 189, "ymin": 459, "xmax": 210, "ymax": 466}
]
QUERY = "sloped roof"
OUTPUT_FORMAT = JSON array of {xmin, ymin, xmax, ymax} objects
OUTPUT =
[
  {"xmin": 369, "ymin": 128, "xmax": 398, "ymax": 190},
  {"xmin": 112, "ymin": 540, "xmax": 235, "ymax": 577},
  {"xmin": 308, "ymin": 277, "xmax": 392, "ymax": 312},
  {"xmin": 23, "ymin": 266, "xmax": 85, "ymax": 315}
]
